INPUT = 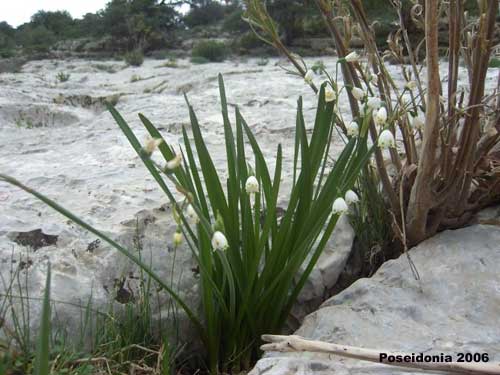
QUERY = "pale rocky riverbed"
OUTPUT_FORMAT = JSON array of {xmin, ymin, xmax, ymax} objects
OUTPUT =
[{"xmin": 0, "ymin": 57, "xmax": 499, "ymax": 368}]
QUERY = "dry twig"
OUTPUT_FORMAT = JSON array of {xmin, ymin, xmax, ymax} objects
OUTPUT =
[{"xmin": 261, "ymin": 335, "xmax": 500, "ymax": 375}]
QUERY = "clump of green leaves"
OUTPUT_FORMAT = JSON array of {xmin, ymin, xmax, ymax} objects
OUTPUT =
[
  {"xmin": 223, "ymin": 7, "xmax": 249, "ymax": 32},
  {"xmin": 110, "ymin": 75, "xmax": 372, "ymax": 372},
  {"xmin": 192, "ymin": 40, "xmax": 227, "ymax": 62},
  {"xmin": 56, "ymin": 71, "xmax": 70, "ymax": 83},
  {"xmin": 489, "ymin": 58, "xmax": 500, "ymax": 68},
  {"xmin": 183, "ymin": 1, "xmax": 225, "ymax": 28}
]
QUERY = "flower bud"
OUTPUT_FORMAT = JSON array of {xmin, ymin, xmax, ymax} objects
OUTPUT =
[{"xmin": 173, "ymin": 231, "xmax": 183, "ymax": 246}]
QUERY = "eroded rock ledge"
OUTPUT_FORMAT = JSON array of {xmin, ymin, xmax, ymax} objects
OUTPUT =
[{"xmin": 250, "ymin": 222, "xmax": 500, "ymax": 374}]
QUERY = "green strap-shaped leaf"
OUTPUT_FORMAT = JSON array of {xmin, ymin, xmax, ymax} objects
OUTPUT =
[
  {"xmin": 0, "ymin": 173, "xmax": 206, "ymax": 344},
  {"xmin": 34, "ymin": 263, "xmax": 51, "ymax": 375}
]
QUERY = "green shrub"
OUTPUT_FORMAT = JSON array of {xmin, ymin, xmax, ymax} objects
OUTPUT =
[
  {"xmin": 0, "ymin": 22, "xmax": 16, "ymax": 58},
  {"xmin": 31, "ymin": 10, "xmax": 75, "ymax": 39},
  {"xmin": 0, "ymin": 48, "xmax": 15, "ymax": 58},
  {"xmin": 124, "ymin": 49, "xmax": 144, "ymax": 67},
  {"xmin": 17, "ymin": 25, "xmax": 56, "ymax": 53},
  {"xmin": 222, "ymin": 8, "xmax": 248, "ymax": 32},
  {"xmin": 101, "ymin": 0, "xmax": 178, "ymax": 51},
  {"xmin": 56, "ymin": 71, "xmax": 70, "ymax": 82},
  {"xmin": 183, "ymin": 1, "xmax": 225, "ymax": 28},
  {"xmin": 302, "ymin": 15, "xmax": 328, "ymax": 37},
  {"xmin": 0, "ymin": 77, "xmax": 371, "ymax": 373},
  {"xmin": 192, "ymin": 40, "xmax": 227, "ymax": 62},
  {"xmin": 489, "ymin": 58, "xmax": 500, "ymax": 68}
]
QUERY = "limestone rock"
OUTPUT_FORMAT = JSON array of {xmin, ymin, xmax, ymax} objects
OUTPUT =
[{"xmin": 250, "ymin": 224, "xmax": 500, "ymax": 374}]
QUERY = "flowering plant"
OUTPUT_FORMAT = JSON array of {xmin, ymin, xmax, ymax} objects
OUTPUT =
[
  {"xmin": 244, "ymin": 0, "xmax": 500, "ymax": 249},
  {"xmin": 110, "ymin": 75, "xmax": 372, "ymax": 372},
  {"xmin": 0, "ymin": 76, "xmax": 372, "ymax": 373}
]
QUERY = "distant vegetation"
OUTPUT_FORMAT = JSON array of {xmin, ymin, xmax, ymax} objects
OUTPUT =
[
  {"xmin": 124, "ymin": 49, "xmax": 145, "ymax": 66},
  {"xmin": 192, "ymin": 40, "xmax": 227, "ymax": 62},
  {"xmin": 0, "ymin": 0, "xmax": 179, "ymax": 58},
  {"xmin": 0, "ymin": 0, "xmax": 482, "ymax": 60}
]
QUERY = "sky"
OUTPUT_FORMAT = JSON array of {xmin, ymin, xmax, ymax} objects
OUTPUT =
[{"xmin": 0, "ymin": 1, "xmax": 109, "ymax": 27}]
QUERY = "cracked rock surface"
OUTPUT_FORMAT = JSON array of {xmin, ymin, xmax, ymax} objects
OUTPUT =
[{"xmin": 250, "ymin": 221, "xmax": 500, "ymax": 374}]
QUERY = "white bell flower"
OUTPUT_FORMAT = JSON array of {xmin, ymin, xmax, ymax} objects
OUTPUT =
[
  {"xmin": 332, "ymin": 197, "xmax": 349, "ymax": 215},
  {"xmin": 346, "ymin": 121, "xmax": 359, "ymax": 137},
  {"xmin": 211, "ymin": 231, "xmax": 229, "ymax": 251},
  {"xmin": 367, "ymin": 96, "xmax": 382, "ymax": 110},
  {"xmin": 351, "ymin": 87, "xmax": 365, "ymax": 101},
  {"xmin": 324, "ymin": 87, "xmax": 336, "ymax": 102},
  {"xmin": 165, "ymin": 153, "xmax": 182, "ymax": 170},
  {"xmin": 410, "ymin": 114, "xmax": 425, "ymax": 131},
  {"xmin": 304, "ymin": 70, "xmax": 314, "ymax": 84},
  {"xmin": 245, "ymin": 176, "xmax": 259, "ymax": 194},
  {"xmin": 186, "ymin": 204, "xmax": 199, "ymax": 224},
  {"xmin": 378, "ymin": 129, "xmax": 395, "ymax": 149},
  {"xmin": 345, "ymin": 190, "xmax": 359, "ymax": 205},
  {"xmin": 144, "ymin": 137, "xmax": 163, "ymax": 155},
  {"xmin": 374, "ymin": 107, "xmax": 388, "ymax": 126}
]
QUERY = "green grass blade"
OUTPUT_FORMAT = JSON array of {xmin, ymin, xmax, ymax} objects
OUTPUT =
[
  {"xmin": 182, "ymin": 126, "xmax": 210, "ymax": 217},
  {"xmin": 108, "ymin": 104, "xmax": 205, "ymax": 242},
  {"xmin": 0, "ymin": 173, "xmax": 206, "ymax": 344},
  {"xmin": 34, "ymin": 263, "xmax": 51, "ymax": 375},
  {"xmin": 184, "ymin": 98, "xmax": 229, "ymax": 221}
]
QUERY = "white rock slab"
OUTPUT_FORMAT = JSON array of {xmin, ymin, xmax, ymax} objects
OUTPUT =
[{"xmin": 250, "ymin": 224, "xmax": 500, "ymax": 374}]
